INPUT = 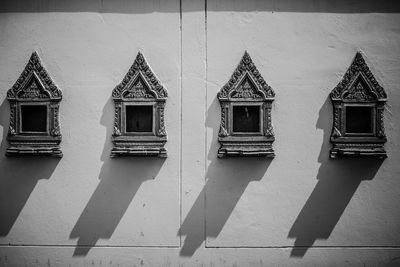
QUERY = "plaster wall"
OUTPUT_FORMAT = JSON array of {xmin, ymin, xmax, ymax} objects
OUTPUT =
[{"xmin": 0, "ymin": 0, "xmax": 400, "ymax": 266}]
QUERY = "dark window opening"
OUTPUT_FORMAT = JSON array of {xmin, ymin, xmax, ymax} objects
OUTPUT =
[
  {"xmin": 126, "ymin": 105, "xmax": 153, "ymax": 132},
  {"xmin": 232, "ymin": 105, "xmax": 260, "ymax": 132},
  {"xmin": 21, "ymin": 105, "xmax": 47, "ymax": 132},
  {"xmin": 346, "ymin": 106, "xmax": 373, "ymax": 133}
]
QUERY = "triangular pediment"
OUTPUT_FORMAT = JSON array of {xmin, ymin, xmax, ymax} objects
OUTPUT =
[
  {"xmin": 17, "ymin": 72, "xmax": 50, "ymax": 99},
  {"xmin": 331, "ymin": 52, "xmax": 386, "ymax": 101},
  {"xmin": 342, "ymin": 74, "xmax": 376, "ymax": 101},
  {"xmin": 218, "ymin": 51, "xmax": 274, "ymax": 100},
  {"xmin": 122, "ymin": 73, "xmax": 156, "ymax": 99},
  {"xmin": 7, "ymin": 52, "xmax": 62, "ymax": 100},
  {"xmin": 229, "ymin": 74, "xmax": 263, "ymax": 98},
  {"xmin": 112, "ymin": 52, "xmax": 168, "ymax": 100}
]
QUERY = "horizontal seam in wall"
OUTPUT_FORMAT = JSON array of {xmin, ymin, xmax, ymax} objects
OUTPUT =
[
  {"xmin": 0, "ymin": 244, "xmax": 179, "ymax": 248},
  {"xmin": 205, "ymin": 246, "xmax": 400, "ymax": 249},
  {"xmin": 1, "ymin": 244, "xmax": 400, "ymax": 249}
]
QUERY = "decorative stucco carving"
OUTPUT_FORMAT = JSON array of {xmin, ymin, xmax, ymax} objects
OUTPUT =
[
  {"xmin": 6, "ymin": 51, "xmax": 63, "ymax": 157},
  {"xmin": 217, "ymin": 51, "xmax": 275, "ymax": 158},
  {"xmin": 111, "ymin": 52, "xmax": 168, "ymax": 157},
  {"xmin": 112, "ymin": 52, "xmax": 167, "ymax": 99},
  {"xmin": 330, "ymin": 52, "xmax": 387, "ymax": 159}
]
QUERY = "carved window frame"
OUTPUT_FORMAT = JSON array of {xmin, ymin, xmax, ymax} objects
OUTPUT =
[
  {"xmin": 217, "ymin": 51, "xmax": 275, "ymax": 158},
  {"xmin": 6, "ymin": 52, "xmax": 63, "ymax": 157},
  {"xmin": 111, "ymin": 52, "xmax": 168, "ymax": 157},
  {"xmin": 330, "ymin": 52, "xmax": 387, "ymax": 158}
]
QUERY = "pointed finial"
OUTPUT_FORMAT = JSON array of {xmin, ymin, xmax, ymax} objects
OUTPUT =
[
  {"xmin": 353, "ymin": 51, "xmax": 366, "ymax": 66},
  {"xmin": 135, "ymin": 51, "xmax": 145, "ymax": 64},
  {"xmin": 242, "ymin": 51, "xmax": 252, "ymax": 64},
  {"xmin": 354, "ymin": 51, "xmax": 364, "ymax": 60},
  {"xmin": 30, "ymin": 51, "xmax": 40, "ymax": 63}
]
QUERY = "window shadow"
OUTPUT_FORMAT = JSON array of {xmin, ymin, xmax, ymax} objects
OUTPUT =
[
  {"xmin": 0, "ymin": 99, "xmax": 60, "ymax": 237},
  {"xmin": 179, "ymin": 96, "xmax": 271, "ymax": 257},
  {"xmin": 288, "ymin": 97, "xmax": 384, "ymax": 257},
  {"xmin": 69, "ymin": 97, "xmax": 165, "ymax": 256}
]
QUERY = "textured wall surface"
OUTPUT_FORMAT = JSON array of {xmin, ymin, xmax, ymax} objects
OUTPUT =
[{"xmin": 0, "ymin": 0, "xmax": 400, "ymax": 266}]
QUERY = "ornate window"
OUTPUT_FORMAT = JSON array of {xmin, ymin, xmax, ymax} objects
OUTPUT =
[
  {"xmin": 217, "ymin": 51, "xmax": 275, "ymax": 158},
  {"xmin": 6, "ymin": 52, "xmax": 63, "ymax": 157},
  {"xmin": 111, "ymin": 52, "xmax": 168, "ymax": 157},
  {"xmin": 330, "ymin": 52, "xmax": 387, "ymax": 158}
]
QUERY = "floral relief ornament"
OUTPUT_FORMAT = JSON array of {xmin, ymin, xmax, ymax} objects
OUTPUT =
[
  {"xmin": 217, "ymin": 51, "xmax": 275, "ymax": 157},
  {"xmin": 111, "ymin": 52, "xmax": 168, "ymax": 157},
  {"xmin": 329, "ymin": 51, "xmax": 387, "ymax": 158},
  {"xmin": 6, "ymin": 51, "xmax": 63, "ymax": 157}
]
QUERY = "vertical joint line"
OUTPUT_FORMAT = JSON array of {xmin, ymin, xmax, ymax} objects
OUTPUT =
[
  {"xmin": 179, "ymin": 0, "xmax": 183, "ymax": 247},
  {"xmin": 204, "ymin": 0, "xmax": 208, "ymax": 249}
]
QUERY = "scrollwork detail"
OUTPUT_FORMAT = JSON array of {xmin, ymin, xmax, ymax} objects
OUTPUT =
[
  {"xmin": 218, "ymin": 51, "xmax": 274, "ymax": 100},
  {"xmin": 329, "ymin": 52, "xmax": 387, "ymax": 158},
  {"xmin": 332, "ymin": 107, "xmax": 341, "ymax": 137},
  {"xmin": 113, "ymin": 105, "xmax": 121, "ymax": 136},
  {"xmin": 218, "ymin": 103, "xmax": 228, "ymax": 137},
  {"xmin": 158, "ymin": 105, "xmax": 167, "ymax": 137},
  {"xmin": 8, "ymin": 103, "xmax": 16, "ymax": 136},
  {"xmin": 111, "ymin": 52, "xmax": 168, "ymax": 157},
  {"xmin": 377, "ymin": 109, "xmax": 386, "ymax": 138},
  {"xmin": 112, "ymin": 52, "xmax": 167, "ymax": 100},
  {"xmin": 217, "ymin": 52, "xmax": 275, "ymax": 157},
  {"xmin": 6, "ymin": 52, "xmax": 63, "ymax": 157},
  {"xmin": 51, "ymin": 105, "xmax": 61, "ymax": 136},
  {"xmin": 7, "ymin": 52, "xmax": 62, "ymax": 100},
  {"xmin": 331, "ymin": 52, "xmax": 386, "ymax": 101},
  {"xmin": 264, "ymin": 107, "xmax": 274, "ymax": 137}
]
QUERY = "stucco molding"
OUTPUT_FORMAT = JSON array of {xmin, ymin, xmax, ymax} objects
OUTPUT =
[
  {"xmin": 112, "ymin": 51, "xmax": 168, "ymax": 100},
  {"xmin": 6, "ymin": 51, "xmax": 63, "ymax": 157},
  {"xmin": 218, "ymin": 51, "xmax": 274, "ymax": 100},
  {"xmin": 329, "ymin": 52, "xmax": 387, "ymax": 159},
  {"xmin": 7, "ymin": 52, "xmax": 62, "ymax": 100},
  {"xmin": 217, "ymin": 51, "xmax": 275, "ymax": 158},
  {"xmin": 111, "ymin": 52, "xmax": 168, "ymax": 157},
  {"xmin": 330, "ymin": 52, "xmax": 386, "ymax": 101}
]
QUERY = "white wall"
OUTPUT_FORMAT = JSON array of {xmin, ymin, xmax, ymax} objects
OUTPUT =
[{"xmin": 0, "ymin": 0, "xmax": 400, "ymax": 266}]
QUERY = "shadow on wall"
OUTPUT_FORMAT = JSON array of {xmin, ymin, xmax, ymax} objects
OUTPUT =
[
  {"xmin": 288, "ymin": 97, "xmax": 384, "ymax": 257},
  {"xmin": 0, "ymin": 0, "xmax": 400, "ymax": 13},
  {"xmin": 0, "ymin": 99, "xmax": 60, "ymax": 237},
  {"xmin": 179, "ymin": 96, "xmax": 271, "ymax": 257},
  {"xmin": 70, "ymin": 97, "xmax": 165, "ymax": 256}
]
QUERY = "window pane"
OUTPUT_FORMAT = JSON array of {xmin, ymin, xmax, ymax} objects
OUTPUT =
[
  {"xmin": 126, "ymin": 105, "xmax": 153, "ymax": 132},
  {"xmin": 21, "ymin": 105, "xmax": 47, "ymax": 132},
  {"xmin": 232, "ymin": 106, "xmax": 260, "ymax": 132},
  {"xmin": 346, "ymin": 106, "xmax": 373, "ymax": 133}
]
